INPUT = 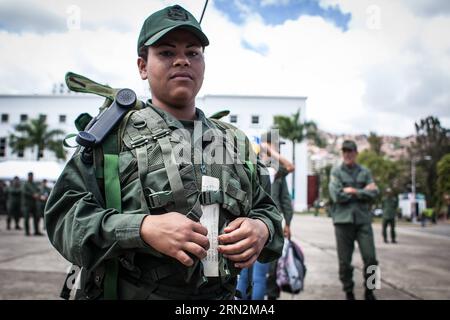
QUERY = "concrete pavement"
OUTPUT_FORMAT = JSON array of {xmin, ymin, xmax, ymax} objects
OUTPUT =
[
  {"xmin": 282, "ymin": 214, "xmax": 450, "ymax": 300},
  {"xmin": 1, "ymin": 214, "xmax": 449, "ymax": 300}
]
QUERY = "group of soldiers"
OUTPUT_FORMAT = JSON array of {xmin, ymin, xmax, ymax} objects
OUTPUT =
[{"xmin": 0, "ymin": 172, "xmax": 51, "ymax": 236}]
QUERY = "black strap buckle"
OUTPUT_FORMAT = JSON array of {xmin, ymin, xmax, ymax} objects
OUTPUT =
[
  {"xmin": 147, "ymin": 190, "xmax": 173, "ymax": 209},
  {"xmin": 130, "ymin": 136, "xmax": 149, "ymax": 148},
  {"xmin": 151, "ymin": 128, "xmax": 171, "ymax": 140}
]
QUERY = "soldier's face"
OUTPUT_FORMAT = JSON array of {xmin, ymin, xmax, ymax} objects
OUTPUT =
[
  {"xmin": 138, "ymin": 29, "xmax": 205, "ymax": 109},
  {"xmin": 342, "ymin": 149, "xmax": 357, "ymax": 165}
]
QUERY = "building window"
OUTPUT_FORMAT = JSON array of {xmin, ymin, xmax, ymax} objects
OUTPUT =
[
  {"xmin": 59, "ymin": 115, "xmax": 67, "ymax": 123},
  {"xmin": 0, "ymin": 138, "xmax": 6, "ymax": 157},
  {"xmin": 39, "ymin": 114, "xmax": 47, "ymax": 122},
  {"xmin": 230, "ymin": 114, "xmax": 238, "ymax": 123},
  {"xmin": 1, "ymin": 114, "xmax": 8, "ymax": 123},
  {"xmin": 20, "ymin": 114, "xmax": 28, "ymax": 122},
  {"xmin": 251, "ymin": 115, "xmax": 260, "ymax": 125}
]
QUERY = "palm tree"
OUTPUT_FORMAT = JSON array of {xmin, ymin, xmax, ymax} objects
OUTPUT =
[
  {"xmin": 273, "ymin": 109, "xmax": 323, "ymax": 200},
  {"xmin": 9, "ymin": 117, "xmax": 66, "ymax": 161}
]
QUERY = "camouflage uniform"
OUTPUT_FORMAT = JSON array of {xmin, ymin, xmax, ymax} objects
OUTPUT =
[{"xmin": 328, "ymin": 141, "xmax": 379, "ymax": 298}]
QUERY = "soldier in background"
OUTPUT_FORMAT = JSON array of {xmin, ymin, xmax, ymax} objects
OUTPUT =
[
  {"xmin": 235, "ymin": 132, "xmax": 295, "ymax": 300},
  {"xmin": 261, "ymin": 134, "xmax": 295, "ymax": 301},
  {"xmin": 22, "ymin": 172, "xmax": 43, "ymax": 236},
  {"xmin": 0, "ymin": 180, "xmax": 7, "ymax": 217},
  {"xmin": 382, "ymin": 187, "xmax": 398, "ymax": 243},
  {"xmin": 38, "ymin": 179, "xmax": 51, "ymax": 231},
  {"xmin": 6, "ymin": 176, "xmax": 22, "ymax": 230},
  {"xmin": 328, "ymin": 140, "xmax": 379, "ymax": 300}
]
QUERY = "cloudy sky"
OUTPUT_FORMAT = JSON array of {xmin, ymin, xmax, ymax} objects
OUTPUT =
[{"xmin": 0, "ymin": 0, "xmax": 449, "ymax": 137}]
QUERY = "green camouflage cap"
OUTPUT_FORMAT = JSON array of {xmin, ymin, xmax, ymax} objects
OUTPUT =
[
  {"xmin": 137, "ymin": 4, "xmax": 209, "ymax": 54},
  {"xmin": 342, "ymin": 140, "xmax": 358, "ymax": 151}
]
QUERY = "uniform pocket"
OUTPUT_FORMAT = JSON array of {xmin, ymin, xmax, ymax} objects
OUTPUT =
[{"xmin": 143, "ymin": 166, "xmax": 170, "ymax": 192}]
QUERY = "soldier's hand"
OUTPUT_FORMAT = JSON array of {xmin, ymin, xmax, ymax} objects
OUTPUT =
[
  {"xmin": 217, "ymin": 217, "xmax": 269, "ymax": 269},
  {"xmin": 283, "ymin": 224, "xmax": 291, "ymax": 240},
  {"xmin": 139, "ymin": 212, "xmax": 210, "ymax": 267},
  {"xmin": 364, "ymin": 183, "xmax": 378, "ymax": 191},
  {"xmin": 343, "ymin": 187, "xmax": 357, "ymax": 194}
]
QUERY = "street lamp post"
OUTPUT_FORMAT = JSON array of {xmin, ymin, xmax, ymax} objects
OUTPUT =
[
  {"xmin": 411, "ymin": 155, "xmax": 431, "ymax": 223},
  {"xmin": 411, "ymin": 158, "xmax": 418, "ymax": 223}
]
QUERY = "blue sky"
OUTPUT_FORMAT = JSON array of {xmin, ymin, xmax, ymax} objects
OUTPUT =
[{"xmin": 214, "ymin": 0, "xmax": 351, "ymax": 31}]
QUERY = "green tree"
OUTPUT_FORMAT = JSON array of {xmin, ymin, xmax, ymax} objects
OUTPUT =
[
  {"xmin": 9, "ymin": 117, "xmax": 66, "ymax": 161},
  {"xmin": 367, "ymin": 131, "xmax": 383, "ymax": 155},
  {"xmin": 409, "ymin": 116, "xmax": 450, "ymax": 207},
  {"xmin": 319, "ymin": 164, "xmax": 332, "ymax": 202},
  {"xmin": 357, "ymin": 150, "xmax": 402, "ymax": 204},
  {"xmin": 437, "ymin": 153, "xmax": 450, "ymax": 212},
  {"xmin": 273, "ymin": 109, "xmax": 323, "ymax": 199}
]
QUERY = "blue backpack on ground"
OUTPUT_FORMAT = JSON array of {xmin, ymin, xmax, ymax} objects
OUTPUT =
[{"xmin": 276, "ymin": 238, "xmax": 307, "ymax": 294}]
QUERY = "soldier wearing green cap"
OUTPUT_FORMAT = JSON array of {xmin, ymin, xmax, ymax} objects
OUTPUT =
[
  {"xmin": 45, "ymin": 4, "xmax": 283, "ymax": 300},
  {"xmin": 23, "ymin": 172, "xmax": 43, "ymax": 236},
  {"xmin": 328, "ymin": 140, "xmax": 379, "ymax": 300},
  {"xmin": 382, "ymin": 187, "xmax": 398, "ymax": 243}
]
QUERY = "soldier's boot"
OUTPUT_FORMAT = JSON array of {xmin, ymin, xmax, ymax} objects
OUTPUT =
[
  {"xmin": 33, "ymin": 214, "xmax": 43, "ymax": 236},
  {"xmin": 364, "ymin": 289, "xmax": 376, "ymax": 300},
  {"xmin": 345, "ymin": 291, "xmax": 356, "ymax": 300},
  {"xmin": 392, "ymin": 239, "xmax": 397, "ymax": 244},
  {"xmin": 6, "ymin": 219, "xmax": 11, "ymax": 230},
  {"xmin": 24, "ymin": 215, "xmax": 30, "ymax": 236},
  {"xmin": 15, "ymin": 217, "xmax": 21, "ymax": 230},
  {"xmin": 383, "ymin": 238, "xmax": 388, "ymax": 243}
]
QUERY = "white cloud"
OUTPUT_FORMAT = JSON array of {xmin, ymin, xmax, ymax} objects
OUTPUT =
[
  {"xmin": 260, "ymin": 0, "xmax": 291, "ymax": 7},
  {"xmin": 0, "ymin": 0, "xmax": 449, "ymax": 136}
]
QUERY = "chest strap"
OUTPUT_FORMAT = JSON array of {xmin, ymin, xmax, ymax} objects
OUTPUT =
[
  {"xmin": 157, "ymin": 134, "xmax": 189, "ymax": 214},
  {"xmin": 124, "ymin": 107, "xmax": 190, "ymax": 215}
]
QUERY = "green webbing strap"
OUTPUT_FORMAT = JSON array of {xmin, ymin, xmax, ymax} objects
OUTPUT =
[
  {"xmin": 157, "ymin": 136, "xmax": 189, "ymax": 214},
  {"xmin": 124, "ymin": 111, "xmax": 151, "ymax": 214},
  {"xmin": 136, "ymin": 145, "xmax": 150, "ymax": 214},
  {"xmin": 209, "ymin": 110, "xmax": 230, "ymax": 120},
  {"xmin": 65, "ymin": 72, "xmax": 118, "ymax": 101},
  {"xmin": 245, "ymin": 160, "xmax": 255, "ymax": 179},
  {"xmin": 104, "ymin": 154, "xmax": 122, "ymax": 211},
  {"xmin": 102, "ymin": 133, "xmax": 121, "ymax": 300}
]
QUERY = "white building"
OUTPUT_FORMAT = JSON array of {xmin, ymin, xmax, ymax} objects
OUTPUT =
[{"xmin": 0, "ymin": 93, "xmax": 308, "ymax": 210}]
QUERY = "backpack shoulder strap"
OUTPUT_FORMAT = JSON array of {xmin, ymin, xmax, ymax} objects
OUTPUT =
[{"xmin": 102, "ymin": 130, "xmax": 121, "ymax": 300}]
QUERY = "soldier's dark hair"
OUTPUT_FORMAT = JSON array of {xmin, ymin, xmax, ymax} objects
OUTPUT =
[{"xmin": 138, "ymin": 46, "xmax": 149, "ymax": 60}]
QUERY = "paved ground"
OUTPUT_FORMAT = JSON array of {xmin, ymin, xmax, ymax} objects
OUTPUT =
[
  {"xmin": 282, "ymin": 214, "xmax": 450, "ymax": 300},
  {"xmin": 1, "ymin": 214, "xmax": 449, "ymax": 300}
]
